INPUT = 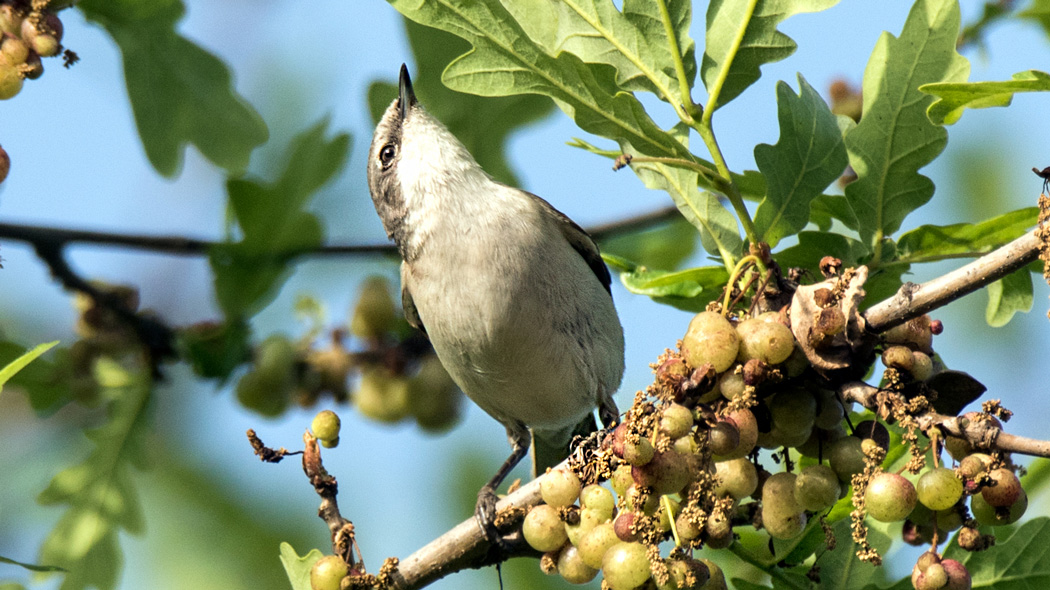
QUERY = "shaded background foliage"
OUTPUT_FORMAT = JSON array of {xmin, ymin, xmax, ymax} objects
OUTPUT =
[{"xmin": 0, "ymin": 1, "xmax": 1049, "ymax": 589}]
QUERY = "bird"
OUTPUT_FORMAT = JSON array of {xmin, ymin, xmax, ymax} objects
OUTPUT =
[{"xmin": 366, "ymin": 64, "xmax": 624, "ymax": 544}]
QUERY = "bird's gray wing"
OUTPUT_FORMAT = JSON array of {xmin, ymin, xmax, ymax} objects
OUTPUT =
[
  {"xmin": 400, "ymin": 262, "xmax": 425, "ymax": 334},
  {"xmin": 529, "ymin": 192, "xmax": 612, "ymax": 295}
]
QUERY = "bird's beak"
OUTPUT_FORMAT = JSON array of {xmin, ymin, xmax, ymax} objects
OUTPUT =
[{"xmin": 399, "ymin": 64, "xmax": 417, "ymax": 120}]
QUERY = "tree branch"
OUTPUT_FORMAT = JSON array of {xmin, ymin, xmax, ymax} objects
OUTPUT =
[
  {"xmin": 864, "ymin": 229, "xmax": 1043, "ymax": 333},
  {"xmin": 839, "ymin": 381, "xmax": 1050, "ymax": 458},
  {"xmin": 0, "ymin": 206, "xmax": 681, "ymax": 259}
]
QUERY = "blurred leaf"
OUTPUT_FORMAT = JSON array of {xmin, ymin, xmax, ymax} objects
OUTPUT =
[
  {"xmin": 77, "ymin": 0, "xmax": 268, "ymax": 177},
  {"xmin": 773, "ymin": 230, "xmax": 869, "ymax": 274},
  {"xmin": 0, "ymin": 340, "xmax": 57, "ymax": 395},
  {"xmin": 279, "ymin": 543, "xmax": 323, "ymax": 590},
  {"xmin": 816, "ymin": 517, "xmax": 891, "ymax": 590},
  {"xmin": 1019, "ymin": 0, "xmax": 1050, "ymax": 38},
  {"xmin": 0, "ymin": 583, "xmax": 26, "ymax": 590},
  {"xmin": 0, "ymin": 556, "xmax": 64, "ymax": 573},
  {"xmin": 1021, "ymin": 458, "xmax": 1050, "ymax": 496},
  {"xmin": 754, "ymin": 75, "xmax": 849, "ymax": 247},
  {"xmin": 389, "ymin": 0, "xmax": 692, "ymax": 161},
  {"xmin": 37, "ymin": 367, "xmax": 151, "ymax": 590},
  {"xmin": 210, "ymin": 120, "xmax": 350, "ymax": 318},
  {"xmin": 503, "ymin": 0, "xmax": 695, "ymax": 105},
  {"xmin": 843, "ymin": 0, "xmax": 969, "ymax": 248},
  {"xmin": 368, "ymin": 18, "xmax": 553, "ymax": 186},
  {"xmin": 942, "ymin": 517, "xmax": 1050, "ymax": 588},
  {"xmin": 0, "ymin": 342, "xmax": 76, "ymax": 414},
  {"xmin": 702, "ymin": 0, "xmax": 839, "ymax": 113},
  {"xmin": 921, "ymin": 70, "xmax": 1050, "ymax": 125},
  {"xmin": 599, "ymin": 217, "xmax": 698, "ymax": 270},
  {"xmin": 927, "ymin": 370, "xmax": 987, "ymax": 415},
  {"xmin": 895, "ymin": 207, "xmax": 1038, "ymax": 262},
  {"xmin": 958, "ymin": 0, "xmax": 1013, "ymax": 49},
  {"xmin": 985, "ymin": 269, "xmax": 1033, "ymax": 327},
  {"xmin": 177, "ymin": 320, "xmax": 252, "ymax": 381}
]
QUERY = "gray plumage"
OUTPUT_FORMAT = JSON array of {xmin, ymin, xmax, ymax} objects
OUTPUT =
[{"xmin": 366, "ymin": 65, "xmax": 624, "ymax": 543}]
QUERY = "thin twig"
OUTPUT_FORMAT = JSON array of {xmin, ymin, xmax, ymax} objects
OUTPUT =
[
  {"xmin": 0, "ymin": 207, "xmax": 682, "ymax": 259},
  {"xmin": 839, "ymin": 382, "xmax": 1050, "ymax": 458},
  {"xmin": 864, "ymin": 230, "xmax": 1042, "ymax": 333}
]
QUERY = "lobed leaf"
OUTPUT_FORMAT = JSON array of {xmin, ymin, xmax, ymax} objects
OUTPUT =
[
  {"xmin": 921, "ymin": 69, "xmax": 1050, "ymax": 125},
  {"xmin": 702, "ymin": 0, "xmax": 839, "ymax": 114},
  {"xmin": 279, "ymin": 543, "xmax": 324, "ymax": 590},
  {"xmin": 1020, "ymin": 0, "xmax": 1050, "ymax": 39},
  {"xmin": 843, "ymin": 0, "xmax": 969, "ymax": 249},
  {"xmin": 613, "ymin": 260, "xmax": 729, "ymax": 311},
  {"xmin": 78, "ymin": 0, "xmax": 268, "ymax": 177},
  {"xmin": 754, "ymin": 75, "xmax": 849, "ymax": 247},
  {"xmin": 388, "ymin": 0, "xmax": 692, "ymax": 160},
  {"xmin": 368, "ymin": 18, "xmax": 553, "ymax": 186},
  {"xmin": 209, "ymin": 121, "xmax": 350, "ymax": 318},
  {"xmin": 502, "ymin": 0, "xmax": 695, "ymax": 105},
  {"xmin": 36, "ymin": 365, "xmax": 151, "ymax": 590},
  {"xmin": 599, "ymin": 217, "xmax": 698, "ymax": 271}
]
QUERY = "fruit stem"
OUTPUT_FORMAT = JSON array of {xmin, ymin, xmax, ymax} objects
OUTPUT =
[
  {"xmin": 663, "ymin": 495, "xmax": 683, "ymax": 548},
  {"xmin": 721, "ymin": 255, "xmax": 767, "ymax": 315}
]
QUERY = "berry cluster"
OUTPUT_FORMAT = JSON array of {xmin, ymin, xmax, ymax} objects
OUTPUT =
[
  {"xmin": 0, "ymin": 0, "xmax": 71, "ymax": 101},
  {"xmin": 231, "ymin": 277, "xmax": 461, "ymax": 431},
  {"xmin": 517, "ymin": 266, "xmax": 1024, "ymax": 590}
]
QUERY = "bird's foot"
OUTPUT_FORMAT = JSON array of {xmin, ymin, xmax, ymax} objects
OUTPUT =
[{"xmin": 475, "ymin": 485, "xmax": 510, "ymax": 550}]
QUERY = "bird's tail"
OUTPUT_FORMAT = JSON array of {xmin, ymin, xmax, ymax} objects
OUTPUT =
[{"xmin": 531, "ymin": 414, "xmax": 598, "ymax": 478}]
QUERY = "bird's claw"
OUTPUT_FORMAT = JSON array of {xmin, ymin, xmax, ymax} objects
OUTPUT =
[{"xmin": 475, "ymin": 485, "xmax": 510, "ymax": 550}]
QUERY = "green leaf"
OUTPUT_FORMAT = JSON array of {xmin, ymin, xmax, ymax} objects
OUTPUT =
[
  {"xmin": 895, "ymin": 207, "xmax": 1038, "ymax": 262},
  {"xmin": 702, "ymin": 0, "xmax": 839, "ymax": 113},
  {"xmin": 599, "ymin": 217, "xmax": 698, "ymax": 270},
  {"xmin": 942, "ymin": 517, "xmax": 1050, "ymax": 588},
  {"xmin": 389, "ymin": 0, "xmax": 692, "ymax": 161},
  {"xmin": 176, "ymin": 320, "xmax": 252, "ymax": 381},
  {"xmin": 986, "ymin": 269, "xmax": 1033, "ymax": 327},
  {"xmin": 209, "ymin": 121, "xmax": 350, "ymax": 318},
  {"xmin": 279, "ymin": 543, "xmax": 324, "ymax": 590},
  {"xmin": 1020, "ymin": 0, "xmax": 1050, "ymax": 39},
  {"xmin": 368, "ymin": 18, "xmax": 553, "ymax": 186},
  {"xmin": 37, "ymin": 366, "xmax": 151, "ymax": 590},
  {"xmin": 816, "ymin": 517, "xmax": 892, "ymax": 590},
  {"xmin": 0, "ymin": 340, "xmax": 57, "ymax": 395},
  {"xmin": 0, "ymin": 342, "xmax": 77, "ymax": 414},
  {"xmin": 809, "ymin": 193, "xmax": 859, "ymax": 232},
  {"xmin": 77, "ymin": 0, "xmax": 268, "ymax": 177},
  {"xmin": 843, "ymin": 0, "xmax": 969, "ymax": 249},
  {"xmin": 502, "ymin": 0, "xmax": 696, "ymax": 106},
  {"xmin": 754, "ymin": 75, "xmax": 849, "ymax": 247},
  {"xmin": 615, "ymin": 262, "xmax": 729, "ymax": 311},
  {"xmin": 0, "ymin": 555, "xmax": 65, "ymax": 573},
  {"xmin": 921, "ymin": 70, "xmax": 1050, "ymax": 125}
]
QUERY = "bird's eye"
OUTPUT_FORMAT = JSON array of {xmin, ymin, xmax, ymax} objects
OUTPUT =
[{"xmin": 379, "ymin": 144, "xmax": 397, "ymax": 168}]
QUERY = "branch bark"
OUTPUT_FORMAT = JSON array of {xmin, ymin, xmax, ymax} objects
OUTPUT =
[{"xmin": 864, "ymin": 229, "xmax": 1043, "ymax": 333}]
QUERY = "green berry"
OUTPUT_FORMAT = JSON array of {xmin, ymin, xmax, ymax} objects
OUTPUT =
[
  {"xmin": 0, "ymin": 63, "xmax": 23, "ymax": 100},
  {"xmin": 355, "ymin": 367, "xmax": 411, "ymax": 423},
  {"xmin": 659, "ymin": 403, "xmax": 694, "ymax": 438},
  {"xmin": 794, "ymin": 464, "xmax": 841, "ymax": 512},
  {"xmin": 523, "ymin": 504, "xmax": 568, "ymax": 552},
  {"xmin": 350, "ymin": 276, "xmax": 397, "ymax": 339},
  {"xmin": 556, "ymin": 544, "xmax": 597, "ymax": 584},
  {"xmin": 541, "ymin": 468, "xmax": 582, "ymax": 508},
  {"xmin": 580, "ymin": 484, "xmax": 615, "ymax": 520},
  {"xmin": 865, "ymin": 472, "xmax": 917, "ymax": 522},
  {"xmin": 310, "ymin": 555, "xmax": 348, "ymax": 590},
  {"xmin": 681, "ymin": 311, "xmax": 740, "ymax": 373},
  {"xmin": 981, "ymin": 468, "xmax": 1021, "ymax": 507},
  {"xmin": 577, "ymin": 522, "xmax": 618, "ymax": 569},
  {"xmin": 736, "ymin": 317, "xmax": 795, "ymax": 365},
  {"xmin": 565, "ymin": 507, "xmax": 606, "ymax": 546},
  {"xmin": 311, "ymin": 409, "xmax": 341, "ymax": 442},
  {"xmin": 916, "ymin": 467, "xmax": 963, "ymax": 511},
  {"xmin": 602, "ymin": 542, "xmax": 652, "ymax": 590},
  {"xmin": 828, "ymin": 436, "xmax": 866, "ymax": 481},
  {"xmin": 713, "ymin": 457, "xmax": 758, "ymax": 500}
]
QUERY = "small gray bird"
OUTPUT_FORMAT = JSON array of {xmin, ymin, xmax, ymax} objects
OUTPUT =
[{"xmin": 367, "ymin": 65, "xmax": 624, "ymax": 543}]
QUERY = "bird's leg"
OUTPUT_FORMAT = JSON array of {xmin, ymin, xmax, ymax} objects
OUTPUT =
[{"xmin": 476, "ymin": 423, "xmax": 530, "ymax": 548}]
